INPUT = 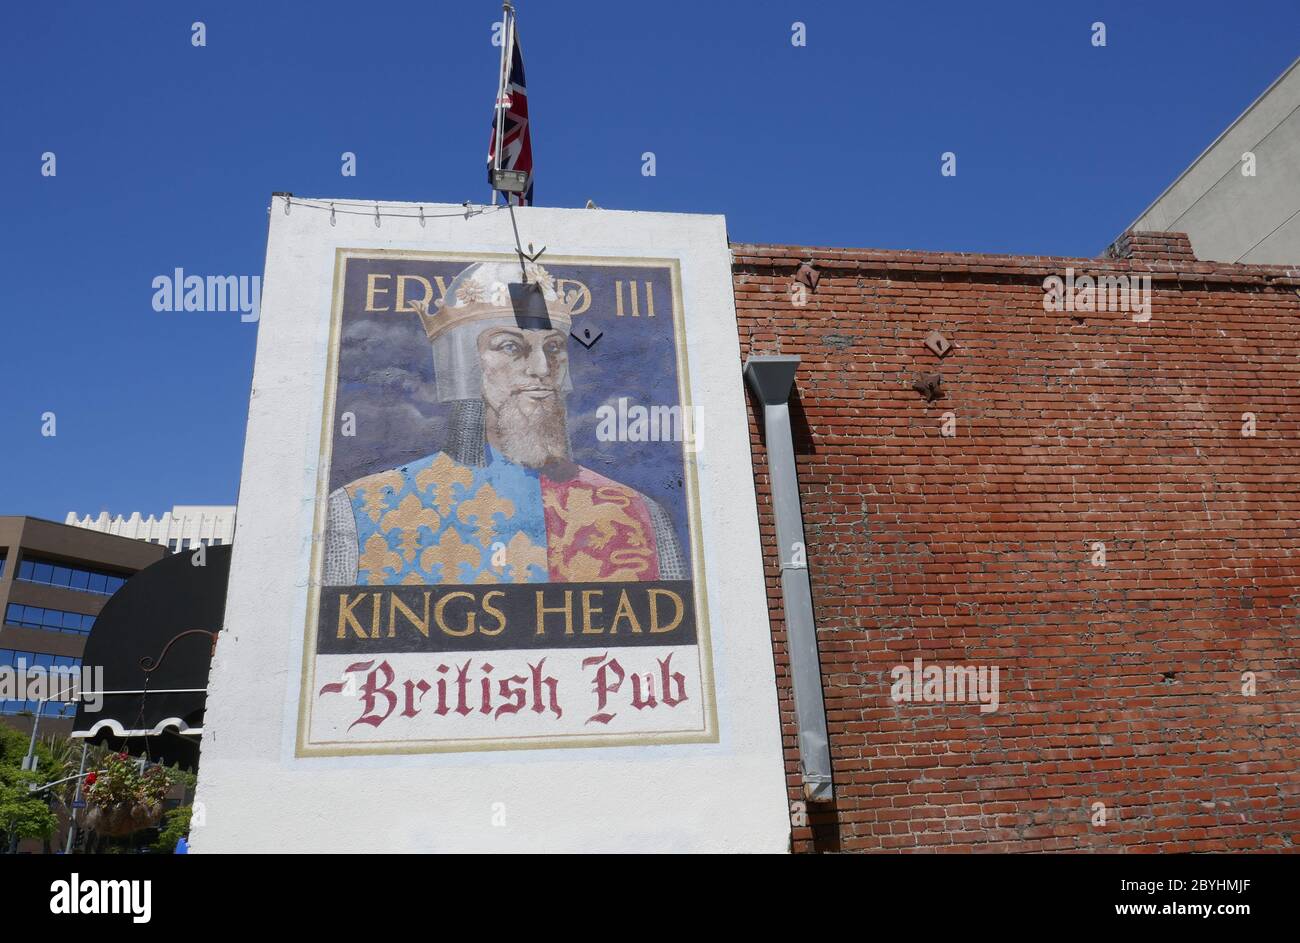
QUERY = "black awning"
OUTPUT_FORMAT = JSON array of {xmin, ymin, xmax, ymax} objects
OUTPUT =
[{"xmin": 71, "ymin": 545, "xmax": 230, "ymax": 768}]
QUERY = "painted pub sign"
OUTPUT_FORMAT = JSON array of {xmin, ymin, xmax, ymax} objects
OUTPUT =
[{"xmin": 298, "ymin": 250, "xmax": 715, "ymax": 755}]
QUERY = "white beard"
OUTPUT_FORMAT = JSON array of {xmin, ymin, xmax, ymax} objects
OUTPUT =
[{"xmin": 486, "ymin": 394, "xmax": 571, "ymax": 469}]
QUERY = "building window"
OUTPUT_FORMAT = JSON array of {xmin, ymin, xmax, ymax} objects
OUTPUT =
[
  {"xmin": 4, "ymin": 603, "xmax": 95, "ymax": 635},
  {"xmin": 16, "ymin": 556, "xmax": 127, "ymax": 596},
  {"xmin": 213, "ymin": 538, "xmax": 223, "ymax": 546},
  {"xmin": 0, "ymin": 553, "xmax": 6, "ymax": 578},
  {"xmin": 168, "ymin": 539, "xmax": 179, "ymax": 553},
  {"xmin": 0, "ymin": 648, "xmax": 83, "ymax": 715}
]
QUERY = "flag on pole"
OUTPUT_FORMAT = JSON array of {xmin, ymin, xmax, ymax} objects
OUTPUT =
[{"xmin": 488, "ymin": 4, "xmax": 533, "ymax": 206}]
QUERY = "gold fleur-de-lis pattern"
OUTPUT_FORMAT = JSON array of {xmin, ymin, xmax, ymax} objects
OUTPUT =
[{"xmin": 342, "ymin": 450, "xmax": 664, "ymax": 585}]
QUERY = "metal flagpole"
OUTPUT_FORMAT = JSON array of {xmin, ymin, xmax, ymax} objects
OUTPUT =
[{"xmin": 490, "ymin": 2, "xmax": 514, "ymax": 206}]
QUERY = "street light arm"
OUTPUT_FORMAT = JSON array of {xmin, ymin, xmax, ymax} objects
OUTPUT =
[{"xmin": 27, "ymin": 769, "xmax": 109, "ymax": 794}]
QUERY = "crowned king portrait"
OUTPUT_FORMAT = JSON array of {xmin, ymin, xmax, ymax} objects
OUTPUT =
[{"xmin": 323, "ymin": 260, "xmax": 686, "ymax": 587}]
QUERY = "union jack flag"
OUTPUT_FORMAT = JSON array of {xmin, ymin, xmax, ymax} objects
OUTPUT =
[{"xmin": 487, "ymin": 11, "xmax": 533, "ymax": 207}]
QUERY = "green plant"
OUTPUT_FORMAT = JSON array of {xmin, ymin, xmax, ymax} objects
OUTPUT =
[
  {"xmin": 152, "ymin": 805, "xmax": 192, "ymax": 853},
  {"xmin": 85, "ymin": 752, "xmax": 177, "ymax": 808},
  {"xmin": 0, "ymin": 727, "xmax": 57, "ymax": 849},
  {"xmin": 37, "ymin": 734, "xmax": 90, "ymax": 806}
]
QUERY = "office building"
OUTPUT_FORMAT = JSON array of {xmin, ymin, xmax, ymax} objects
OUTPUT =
[{"xmin": 0, "ymin": 517, "xmax": 165, "ymax": 735}]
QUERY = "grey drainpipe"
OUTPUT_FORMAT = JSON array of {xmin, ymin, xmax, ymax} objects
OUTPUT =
[{"xmin": 743, "ymin": 355, "xmax": 833, "ymax": 802}]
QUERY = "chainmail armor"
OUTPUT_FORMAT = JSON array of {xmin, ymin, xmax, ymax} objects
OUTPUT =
[
  {"xmin": 323, "ymin": 487, "xmax": 359, "ymax": 585},
  {"xmin": 647, "ymin": 499, "xmax": 688, "ymax": 580},
  {"xmin": 446, "ymin": 399, "xmax": 486, "ymax": 466}
]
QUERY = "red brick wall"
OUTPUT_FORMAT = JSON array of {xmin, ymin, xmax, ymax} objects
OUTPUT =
[{"xmin": 732, "ymin": 236, "xmax": 1300, "ymax": 852}]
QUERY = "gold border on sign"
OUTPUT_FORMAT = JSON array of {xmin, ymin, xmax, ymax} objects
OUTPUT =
[{"xmin": 295, "ymin": 248, "xmax": 718, "ymax": 756}]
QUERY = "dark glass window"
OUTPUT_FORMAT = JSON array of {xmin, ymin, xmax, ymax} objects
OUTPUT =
[
  {"xmin": 4, "ymin": 603, "xmax": 94, "ymax": 635},
  {"xmin": 0, "ymin": 649, "xmax": 83, "ymax": 713},
  {"xmin": 14, "ymin": 555, "xmax": 127, "ymax": 596}
]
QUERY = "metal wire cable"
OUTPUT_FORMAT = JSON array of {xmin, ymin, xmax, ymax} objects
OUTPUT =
[{"xmin": 277, "ymin": 197, "xmax": 510, "ymax": 221}]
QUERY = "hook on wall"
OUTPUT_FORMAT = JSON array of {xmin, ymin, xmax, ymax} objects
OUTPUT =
[{"xmin": 795, "ymin": 261, "xmax": 820, "ymax": 291}]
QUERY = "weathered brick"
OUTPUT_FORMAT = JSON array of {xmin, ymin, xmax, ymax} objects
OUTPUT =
[{"xmin": 733, "ymin": 238, "xmax": 1300, "ymax": 853}]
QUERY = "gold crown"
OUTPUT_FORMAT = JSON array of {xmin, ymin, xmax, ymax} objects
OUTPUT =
[{"xmin": 412, "ymin": 262, "xmax": 577, "ymax": 341}]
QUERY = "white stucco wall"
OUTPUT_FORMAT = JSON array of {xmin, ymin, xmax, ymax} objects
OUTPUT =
[{"xmin": 190, "ymin": 197, "xmax": 790, "ymax": 853}]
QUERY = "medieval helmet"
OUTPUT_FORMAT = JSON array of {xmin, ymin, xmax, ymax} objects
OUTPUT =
[{"xmin": 415, "ymin": 260, "xmax": 576, "ymax": 402}]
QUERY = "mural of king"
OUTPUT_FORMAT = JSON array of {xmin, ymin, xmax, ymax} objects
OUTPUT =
[{"xmin": 323, "ymin": 260, "xmax": 686, "ymax": 587}]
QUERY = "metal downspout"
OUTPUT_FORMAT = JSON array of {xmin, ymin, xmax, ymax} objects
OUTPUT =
[{"xmin": 743, "ymin": 355, "xmax": 833, "ymax": 801}]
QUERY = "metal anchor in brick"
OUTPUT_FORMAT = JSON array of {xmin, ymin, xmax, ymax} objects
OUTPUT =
[
  {"xmin": 795, "ymin": 260, "xmax": 821, "ymax": 291},
  {"xmin": 923, "ymin": 330, "xmax": 954, "ymax": 359},
  {"xmin": 912, "ymin": 373, "xmax": 943, "ymax": 403}
]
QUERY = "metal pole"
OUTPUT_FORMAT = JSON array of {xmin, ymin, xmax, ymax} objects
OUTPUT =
[
  {"xmin": 497, "ymin": 2, "xmax": 514, "ymax": 176},
  {"xmin": 64, "ymin": 742, "xmax": 88, "ymax": 854},
  {"xmin": 22, "ymin": 699, "xmax": 45, "ymax": 771},
  {"xmin": 507, "ymin": 202, "xmax": 529, "ymax": 282},
  {"xmin": 490, "ymin": 2, "xmax": 513, "ymax": 206},
  {"xmin": 74, "ymin": 687, "xmax": 208, "ymax": 696}
]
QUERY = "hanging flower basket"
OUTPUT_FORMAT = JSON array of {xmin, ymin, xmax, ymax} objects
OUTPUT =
[
  {"xmin": 83, "ymin": 800, "xmax": 165, "ymax": 837},
  {"xmin": 82, "ymin": 752, "xmax": 176, "ymax": 837}
]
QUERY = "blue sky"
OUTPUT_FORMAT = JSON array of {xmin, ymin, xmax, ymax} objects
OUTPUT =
[{"xmin": 2, "ymin": 0, "xmax": 1297, "ymax": 522}]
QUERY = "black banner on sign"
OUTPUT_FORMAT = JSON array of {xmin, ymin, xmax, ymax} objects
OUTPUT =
[{"xmin": 317, "ymin": 580, "xmax": 697, "ymax": 654}]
